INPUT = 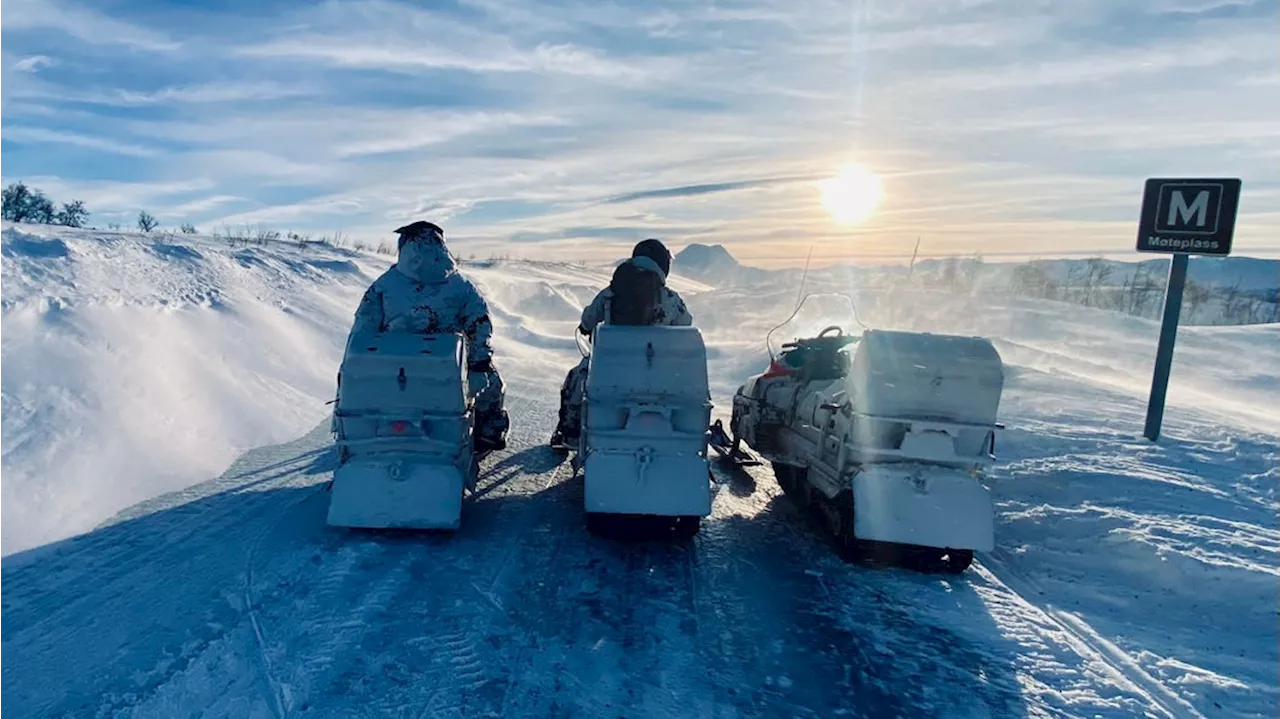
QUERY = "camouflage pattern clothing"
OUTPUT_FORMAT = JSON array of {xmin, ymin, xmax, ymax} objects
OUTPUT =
[
  {"xmin": 577, "ymin": 255, "xmax": 693, "ymax": 334},
  {"xmin": 554, "ymin": 254, "xmax": 692, "ymax": 442},
  {"xmin": 349, "ymin": 222, "xmax": 509, "ymax": 448}
]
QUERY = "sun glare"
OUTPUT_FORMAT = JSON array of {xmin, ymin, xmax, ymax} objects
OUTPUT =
[{"xmin": 818, "ymin": 164, "xmax": 885, "ymax": 226}]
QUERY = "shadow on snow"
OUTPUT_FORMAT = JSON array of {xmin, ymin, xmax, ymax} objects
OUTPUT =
[{"xmin": 3, "ymin": 428, "xmax": 1031, "ymax": 719}]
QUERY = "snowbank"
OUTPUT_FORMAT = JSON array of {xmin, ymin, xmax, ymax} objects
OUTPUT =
[{"xmin": 1, "ymin": 225, "xmax": 389, "ymax": 554}]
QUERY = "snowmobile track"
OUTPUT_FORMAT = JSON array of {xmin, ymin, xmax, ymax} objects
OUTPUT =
[
  {"xmin": 979, "ymin": 554, "xmax": 1207, "ymax": 719},
  {"xmin": 241, "ymin": 419, "xmax": 571, "ymax": 718},
  {"xmin": 244, "ymin": 480, "xmax": 331, "ymax": 719},
  {"xmin": 1, "ymin": 430, "xmax": 333, "ymax": 718},
  {"xmin": 1, "ymin": 445, "xmax": 324, "ymax": 636}
]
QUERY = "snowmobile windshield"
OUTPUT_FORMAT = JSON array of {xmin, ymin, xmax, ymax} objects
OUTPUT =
[{"xmin": 765, "ymin": 293, "xmax": 865, "ymax": 360}]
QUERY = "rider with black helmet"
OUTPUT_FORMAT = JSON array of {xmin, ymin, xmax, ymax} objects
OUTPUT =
[{"xmin": 550, "ymin": 238, "xmax": 693, "ymax": 447}]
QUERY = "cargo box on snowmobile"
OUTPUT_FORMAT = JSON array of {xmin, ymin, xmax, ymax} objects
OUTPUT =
[
  {"xmin": 580, "ymin": 324, "xmax": 713, "ymax": 537},
  {"xmin": 327, "ymin": 331, "xmax": 479, "ymax": 530},
  {"xmin": 724, "ymin": 297, "xmax": 1005, "ymax": 572}
]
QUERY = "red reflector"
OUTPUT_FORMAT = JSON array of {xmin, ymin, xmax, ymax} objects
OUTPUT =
[{"xmin": 391, "ymin": 421, "xmax": 407, "ymax": 433}]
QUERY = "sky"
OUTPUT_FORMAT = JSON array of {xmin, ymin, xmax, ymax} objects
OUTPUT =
[{"xmin": 2, "ymin": 0, "xmax": 1278, "ymax": 267}]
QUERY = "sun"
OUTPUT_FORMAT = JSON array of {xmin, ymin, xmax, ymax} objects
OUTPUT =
[{"xmin": 818, "ymin": 164, "xmax": 885, "ymax": 226}]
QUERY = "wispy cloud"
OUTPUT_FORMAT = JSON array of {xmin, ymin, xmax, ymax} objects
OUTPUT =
[
  {"xmin": 106, "ymin": 82, "xmax": 317, "ymax": 106},
  {"xmin": 603, "ymin": 176, "xmax": 823, "ymax": 204},
  {"xmin": 13, "ymin": 55, "xmax": 56, "ymax": 73},
  {"xmin": 1, "ymin": 0, "xmax": 178, "ymax": 51},
  {"xmin": 1, "ymin": 0, "xmax": 1276, "ymax": 263},
  {"xmin": 2, "ymin": 127, "xmax": 161, "ymax": 158}
]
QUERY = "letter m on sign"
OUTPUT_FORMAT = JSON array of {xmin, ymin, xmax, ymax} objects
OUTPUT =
[{"xmin": 1156, "ymin": 182, "xmax": 1222, "ymax": 235}]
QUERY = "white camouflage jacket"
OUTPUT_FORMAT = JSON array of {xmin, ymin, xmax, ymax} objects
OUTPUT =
[{"xmin": 349, "ymin": 236, "xmax": 494, "ymax": 366}]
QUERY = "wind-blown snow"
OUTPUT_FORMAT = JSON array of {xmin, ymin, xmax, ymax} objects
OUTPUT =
[
  {"xmin": 2, "ymin": 223, "xmax": 1277, "ymax": 718},
  {"xmin": 1, "ymin": 225, "xmax": 389, "ymax": 553}
]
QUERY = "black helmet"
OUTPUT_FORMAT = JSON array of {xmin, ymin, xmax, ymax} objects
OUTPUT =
[
  {"xmin": 395, "ymin": 221, "xmax": 445, "ymax": 250},
  {"xmin": 632, "ymin": 238, "xmax": 671, "ymax": 277}
]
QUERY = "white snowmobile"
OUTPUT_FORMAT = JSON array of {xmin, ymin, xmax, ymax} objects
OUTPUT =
[
  {"xmin": 710, "ymin": 294, "xmax": 1005, "ymax": 572},
  {"xmin": 326, "ymin": 330, "xmax": 489, "ymax": 530},
  {"xmin": 567, "ymin": 323, "xmax": 714, "ymax": 538}
]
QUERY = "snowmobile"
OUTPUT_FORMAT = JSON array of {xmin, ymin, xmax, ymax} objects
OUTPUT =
[
  {"xmin": 710, "ymin": 294, "xmax": 1005, "ymax": 572},
  {"xmin": 326, "ymin": 330, "xmax": 489, "ymax": 530},
  {"xmin": 569, "ymin": 323, "xmax": 714, "ymax": 538}
]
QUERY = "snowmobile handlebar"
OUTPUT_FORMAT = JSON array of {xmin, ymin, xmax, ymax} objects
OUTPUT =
[{"xmin": 764, "ymin": 292, "xmax": 866, "ymax": 361}]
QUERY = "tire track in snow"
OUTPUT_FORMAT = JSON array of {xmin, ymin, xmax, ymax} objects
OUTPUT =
[
  {"xmin": 1, "ymin": 441, "xmax": 327, "ymax": 631},
  {"xmin": 1, "ymin": 429, "xmax": 333, "ymax": 718},
  {"xmin": 243, "ymin": 392, "xmax": 569, "ymax": 717},
  {"xmin": 359, "ymin": 442, "xmax": 570, "ymax": 719},
  {"xmin": 243, "ymin": 483, "xmax": 335, "ymax": 719},
  {"xmin": 979, "ymin": 554, "xmax": 1206, "ymax": 719}
]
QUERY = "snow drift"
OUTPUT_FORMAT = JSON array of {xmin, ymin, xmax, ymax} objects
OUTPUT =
[{"xmin": 1, "ymin": 225, "xmax": 388, "ymax": 553}]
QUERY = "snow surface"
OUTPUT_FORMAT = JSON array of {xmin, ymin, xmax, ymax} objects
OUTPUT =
[{"xmin": 2, "ymin": 223, "xmax": 1277, "ymax": 718}]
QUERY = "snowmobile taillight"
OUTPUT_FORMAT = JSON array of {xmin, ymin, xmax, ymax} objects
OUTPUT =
[{"xmin": 391, "ymin": 420, "xmax": 408, "ymax": 433}]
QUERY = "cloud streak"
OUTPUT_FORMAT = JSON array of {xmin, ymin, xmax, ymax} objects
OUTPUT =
[
  {"xmin": 2, "ymin": 0, "xmax": 179, "ymax": 51},
  {"xmin": 602, "ymin": 175, "xmax": 823, "ymax": 204},
  {"xmin": 1, "ymin": 0, "xmax": 1276, "ymax": 264}
]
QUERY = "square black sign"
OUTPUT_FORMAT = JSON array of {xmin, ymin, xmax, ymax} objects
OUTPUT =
[{"xmin": 1136, "ymin": 178, "xmax": 1241, "ymax": 255}]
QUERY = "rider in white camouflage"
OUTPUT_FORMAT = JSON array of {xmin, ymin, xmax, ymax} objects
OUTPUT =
[
  {"xmin": 349, "ymin": 221, "xmax": 509, "ymax": 452},
  {"xmin": 551, "ymin": 239, "xmax": 692, "ymax": 447}
]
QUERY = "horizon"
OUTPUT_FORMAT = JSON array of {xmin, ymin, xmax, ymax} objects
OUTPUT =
[{"xmin": 3, "ymin": 0, "xmax": 1278, "ymax": 267}]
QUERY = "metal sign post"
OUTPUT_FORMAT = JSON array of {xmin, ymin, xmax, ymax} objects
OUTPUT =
[{"xmin": 1136, "ymin": 178, "xmax": 1242, "ymax": 441}]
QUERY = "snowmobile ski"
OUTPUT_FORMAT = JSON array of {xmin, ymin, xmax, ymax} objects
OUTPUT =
[{"xmin": 708, "ymin": 419, "xmax": 763, "ymax": 466}]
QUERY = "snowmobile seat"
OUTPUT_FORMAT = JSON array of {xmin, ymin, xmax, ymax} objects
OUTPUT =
[
  {"xmin": 581, "ymin": 324, "xmax": 713, "ymax": 521},
  {"xmin": 327, "ymin": 330, "xmax": 476, "ymax": 530}
]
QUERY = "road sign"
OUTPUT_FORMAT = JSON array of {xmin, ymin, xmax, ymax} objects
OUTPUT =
[
  {"xmin": 1136, "ymin": 178, "xmax": 1241, "ymax": 256},
  {"xmin": 1137, "ymin": 177, "xmax": 1242, "ymax": 441}
]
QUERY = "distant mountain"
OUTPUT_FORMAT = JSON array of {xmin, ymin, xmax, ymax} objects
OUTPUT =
[
  {"xmin": 673, "ymin": 243, "xmax": 740, "ymax": 279},
  {"xmin": 671, "ymin": 242, "xmax": 788, "ymax": 288}
]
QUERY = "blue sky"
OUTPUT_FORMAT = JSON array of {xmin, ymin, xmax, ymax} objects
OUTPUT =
[{"xmin": 2, "ymin": 0, "xmax": 1277, "ymax": 266}]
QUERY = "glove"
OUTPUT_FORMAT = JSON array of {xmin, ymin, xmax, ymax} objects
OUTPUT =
[{"xmin": 468, "ymin": 358, "xmax": 494, "ymax": 374}]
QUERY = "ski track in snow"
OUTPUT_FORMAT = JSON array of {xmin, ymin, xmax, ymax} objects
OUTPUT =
[{"xmin": 3, "ymin": 225, "xmax": 1278, "ymax": 718}]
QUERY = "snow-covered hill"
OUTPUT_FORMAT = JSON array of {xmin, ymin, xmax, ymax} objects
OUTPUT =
[
  {"xmin": 1, "ymin": 225, "xmax": 385, "ymax": 553},
  {"xmin": 2, "ymin": 223, "xmax": 1277, "ymax": 718}
]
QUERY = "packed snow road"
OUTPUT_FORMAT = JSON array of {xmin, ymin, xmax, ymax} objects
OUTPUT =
[{"xmin": 3, "ymin": 376, "xmax": 1188, "ymax": 719}]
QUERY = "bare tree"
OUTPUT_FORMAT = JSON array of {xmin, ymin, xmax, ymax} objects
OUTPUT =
[
  {"xmin": 939, "ymin": 257, "xmax": 959, "ymax": 290},
  {"xmin": 1128, "ymin": 263, "xmax": 1161, "ymax": 318},
  {"xmin": 56, "ymin": 200, "xmax": 89, "ymax": 228},
  {"xmin": 137, "ymin": 211, "xmax": 159, "ymax": 233},
  {"xmin": 1182, "ymin": 279, "xmax": 1210, "ymax": 323},
  {"xmin": 1, "ymin": 182, "xmax": 34, "ymax": 221},
  {"xmin": 1219, "ymin": 279, "xmax": 1245, "ymax": 324},
  {"xmin": 1082, "ymin": 258, "xmax": 1114, "ymax": 308},
  {"xmin": 28, "ymin": 191, "xmax": 46, "ymax": 223},
  {"xmin": 963, "ymin": 252, "xmax": 985, "ymax": 292}
]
